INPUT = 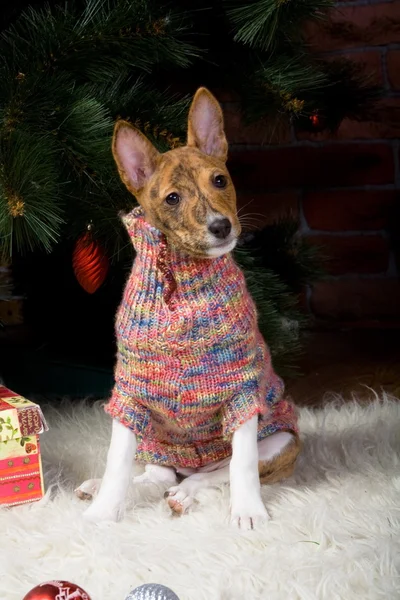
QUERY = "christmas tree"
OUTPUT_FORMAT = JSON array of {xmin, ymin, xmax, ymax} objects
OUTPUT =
[{"xmin": 0, "ymin": 0, "xmax": 375, "ymax": 376}]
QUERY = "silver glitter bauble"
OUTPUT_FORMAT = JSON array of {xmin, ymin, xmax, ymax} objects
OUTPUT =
[{"xmin": 125, "ymin": 584, "xmax": 180, "ymax": 600}]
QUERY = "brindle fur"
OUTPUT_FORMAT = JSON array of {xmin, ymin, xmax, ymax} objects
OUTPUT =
[
  {"xmin": 112, "ymin": 87, "xmax": 300, "ymax": 485},
  {"xmin": 112, "ymin": 88, "xmax": 240, "ymax": 258}
]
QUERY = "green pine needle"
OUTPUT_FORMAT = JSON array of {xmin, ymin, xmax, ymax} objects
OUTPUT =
[
  {"xmin": 227, "ymin": 0, "xmax": 333, "ymax": 51},
  {"xmin": 259, "ymin": 56, "xmax": 328, "ymax": 95},
  {"xmin": 0, "ymin": 131, "xmax": 64, "ymax": 256}
]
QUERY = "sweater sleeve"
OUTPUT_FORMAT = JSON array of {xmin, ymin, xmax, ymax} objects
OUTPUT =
[
  {"xmin": 221, "ymin": 392, "xmax": 265, "ymax": 438},
  {"xmin": 221, "ymin": 361, "xmax": 285, "ymax": 438}
]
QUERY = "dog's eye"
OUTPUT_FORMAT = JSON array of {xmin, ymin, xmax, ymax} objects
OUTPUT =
[
  {"xmin": 165, "ymin": 192, "xmax": 180, "ymax": 206},
  {"xmin": 213, "ymin": 174, "xmax": 227, "ymax": 189}
]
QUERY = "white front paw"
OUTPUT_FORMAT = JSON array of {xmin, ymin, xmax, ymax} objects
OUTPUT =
[
  {"xmin": 75, "ymin": 478, "xmax": 101, "ymax": 501},
  {"xmin": 230, "ymin": 495, "xmax": 270, "ymax": 530}
]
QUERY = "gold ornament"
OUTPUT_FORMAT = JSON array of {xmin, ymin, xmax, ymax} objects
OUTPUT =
[
  {"xmin": 8, "ymin": 194, "xmax": 25, "ymax": 217},
  {"xmin": 281, "ymin": 92, "xmax": 304, "ymax": 113}
]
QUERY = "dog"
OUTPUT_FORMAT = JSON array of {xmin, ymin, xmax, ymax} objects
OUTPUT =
[{"xmin": 75, "ymin": 88, "xmax": 301, "ymax": 530}]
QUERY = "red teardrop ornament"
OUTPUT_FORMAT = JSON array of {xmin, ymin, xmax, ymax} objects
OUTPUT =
[{"xmin": 72, "ymin": 231, "xmax": 109, "ymax": 294}]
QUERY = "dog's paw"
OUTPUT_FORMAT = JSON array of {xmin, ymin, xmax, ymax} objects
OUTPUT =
[
  {"xmin": 164, "ymin": 485, "xmax": 194, "ymax": 516},
  {"xmin": 133, "ymin": 472, "xmax": 155, "ymax": 485},
  {"xmin": 83, "ymin": 498, "xmax": 123, "ymax": 523},
  {"xmin": 230, "ymin": 496, "xmax": 270, "ymax": 530},
  {"xmin": 75, "ymin": 479, "xmax": 101, "ymax": 502},
  {"xmin": 133, "ymin": 465, "xmax": 177, "ymax": 487}
]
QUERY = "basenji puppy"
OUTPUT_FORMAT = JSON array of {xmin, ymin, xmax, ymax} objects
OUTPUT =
[{"xmin": 76, "ymin": 88, "xmax": 300, "ymax": 530}]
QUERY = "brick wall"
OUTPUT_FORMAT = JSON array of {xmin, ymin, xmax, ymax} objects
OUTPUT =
[{"xmin": 223, "ymin": 0, "xmax": 400, "ymax": 326}]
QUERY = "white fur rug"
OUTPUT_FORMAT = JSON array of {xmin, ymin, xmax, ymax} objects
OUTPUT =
[{"xmin": 2, "ymin": 393, "xmax": 400, "ymax": 600}]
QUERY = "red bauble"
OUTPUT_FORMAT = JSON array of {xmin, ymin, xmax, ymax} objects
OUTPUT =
[
  {"xmin": 308, "ymin": 111, "xmax": 327, "ymax": 133},
  {"xmin": 72, "ymin": 230, "xmax": 109, "ymax": 294},
  {"xmin": 23, "ymin": 580, "xmax": 91, "ymax": 600}
]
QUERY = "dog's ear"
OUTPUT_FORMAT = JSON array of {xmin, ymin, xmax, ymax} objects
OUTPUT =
[
  {"xmin": 112, "ymin": 120, "xmax": 160, "ymax": 195},
  {"xmin": 187, "ymin": 88, "xmax": 228, "ymax": 162}
]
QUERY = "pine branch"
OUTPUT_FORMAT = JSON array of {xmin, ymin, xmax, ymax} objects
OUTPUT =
[
  {"xmin": 291, "ymin": 57, "xmax": 381, "ymax": 131},
  {"xmin": 233, "ymin": 216, "xmax": 327, "ymax": 374},
  {"xmin": 95, "ymin": 77, "xmax": 190, "ymax": 149},
  {"xmin": 0, "ymin": 131, "xmax": 64, "ymax": 256},
  {"xmin": 318, "ymin": 57, "xmax": 381, "ymax": 123},
  {"xmin": 56, "ymin": 93, "xmax": 114, "ymax": 173},
  {"xmin": 239, "ymin": 218, "xmax": 325, "ymax": 292},
  {"xmin": 228, "ymin": 49, "xmax": 378, "ymax": 129},
  {"xmin": 226, "ymin": 0, "xmax": 333, "ymax": 52},
  {"xmin": 0, "ymin": 0, "xmax": 196, "ymax": 256},
  {"xmin": 1, "ymin": 0, "xmax": 200, "ymax": 78},
  {"xmin": 234, "ymin": 244, "xmax": 306, "ymax": 376},
  {"xmin": 238, "ymin": 53, "xmax": 327, "ymax": 122}
]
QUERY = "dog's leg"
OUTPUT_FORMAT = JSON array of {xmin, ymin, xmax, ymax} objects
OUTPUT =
[
  {"xmin": 134, "ymin": 464, "xmax": 178, "ymax": 487},
  {"xmin": 76, "ymin": 465, "xmax": 176, "ymax": 504},
  {"xmin": 230, "ymin": 415, "xmax": 269, "ymax": 530},
  {"xmin": 83, "ymin": 419, "xmax": 136, "ymax": 523},
  {"xmin": 165, "ymin": 428, "xmax": 298, "ymax": 524}
]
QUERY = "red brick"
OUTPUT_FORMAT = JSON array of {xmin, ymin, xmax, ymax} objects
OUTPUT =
[
  {"xmin": 343, "ymin": 49, "xmax": 383, "ymax": 86},
  {"xmin": 236, "ymin": 191, "xmax": 298, "ymax": 229},
  {"xmin": 228, "ymin": 144, "xmax": 394, "ymax": 189},
  {"xmin": 306, "ymin": 235, "xmax": 389, "ymax": 275},
  {"xmin": 339, "ymin": 98, "xmax": 400, "ymax": 139},
  {"xmin": 387, "ymin": 50, "xmax": 400, "ymax": 90},
  {"xmin": 224, "ymin": 103, "xmax": 290, "ymax": 145},
  {"xmin": 305, "ymin": 3, "xmax": 400, "ymax": 51},
  {"xmin": 302, "ymin": 190, "xmax": 399, "ymax": 231},
  {"xmin": 310, "ymin": 279, "xmax": 400, "ymax": 321}
]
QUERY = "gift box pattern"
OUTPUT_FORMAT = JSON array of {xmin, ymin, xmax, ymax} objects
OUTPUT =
[{"xmin": 0, "ymin": 386, "xmax": 48, "ymax": 507}]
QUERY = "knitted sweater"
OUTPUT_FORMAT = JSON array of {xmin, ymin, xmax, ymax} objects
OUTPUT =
[{"xmin": 105, "ymin": 208, "xmax": 298, "ymax": 468}]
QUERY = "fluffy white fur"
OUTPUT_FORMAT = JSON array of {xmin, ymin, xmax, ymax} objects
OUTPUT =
[{"xmin": 2, "ymin": 392, "xmax": 400, "ymax": 600}]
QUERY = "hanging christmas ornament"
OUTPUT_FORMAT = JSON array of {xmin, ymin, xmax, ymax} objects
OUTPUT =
[
  {"xmin": 72, "ymin": 223, "xmax": 109, "ymax": 294},
  {"xmin": 308, "ymin": 111, "xmax": 327, "ymax": 133},
  {"xmin": 23, "ymin": 580, "xmax": 91, "ymax": 600},
  {"xmin": 125, "ymin": 583, "xmax": 180, "ymax": 600}
]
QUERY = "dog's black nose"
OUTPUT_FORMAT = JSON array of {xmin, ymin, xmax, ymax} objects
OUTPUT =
[{"xmin": 208, "ymin": 218, "xmax": 232, "ymax": 240}]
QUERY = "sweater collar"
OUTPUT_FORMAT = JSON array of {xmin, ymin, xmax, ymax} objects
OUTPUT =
[{"xmin": 124, "ymin": 206, "xmax": 232, "ymax": 311}]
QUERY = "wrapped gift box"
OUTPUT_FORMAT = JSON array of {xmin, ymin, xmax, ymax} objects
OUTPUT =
[{"xmin": 0, "ymin": 385, "xmax": 48, "ymax": 507}]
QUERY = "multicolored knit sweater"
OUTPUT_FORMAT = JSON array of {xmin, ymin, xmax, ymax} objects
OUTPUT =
[{"xmin": 105, "ymin": 208, "xmax": 298, "ymax": 468}]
